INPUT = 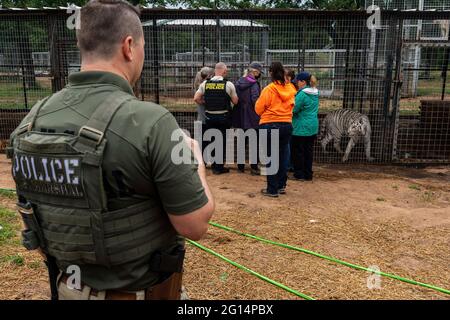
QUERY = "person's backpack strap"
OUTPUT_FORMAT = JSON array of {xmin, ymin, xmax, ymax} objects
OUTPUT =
[{"xmin": 75, "ymin": 92, "xmax": 134, "ymax": 152}]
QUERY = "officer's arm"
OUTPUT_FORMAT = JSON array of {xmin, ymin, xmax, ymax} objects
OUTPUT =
[
  {"xmin": 194, "ymin": 82, "xmax": 205, "ymax": 105},
  {"xmin": 231, "ymin": 95, "xmax": 239, "ymax": 106},
  {"xmin": 167, "ymin": 196, "xmax": 214, "ymax": 241},
  {"xmin": 228, "ymin": 82, "xmax": 239, "ymax": 105},
  {"xmin": 194, "ymin": 91, "xmax": 205, "ymax": 105},
  {"xmin": 167, "ymin": 138, "xmax": 214, "ymax": 241}
]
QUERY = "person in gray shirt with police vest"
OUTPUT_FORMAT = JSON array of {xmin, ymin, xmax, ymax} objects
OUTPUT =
[
  {"xmin": 7, "ymin": 0, "xmax": 214, "ymax": 300},
  {"xmin": 194, "ymin": 63, "xmax": 238, "ymax": 174}
]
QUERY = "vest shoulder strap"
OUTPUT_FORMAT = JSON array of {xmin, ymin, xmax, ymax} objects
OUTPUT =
[
  {"xmin": 76, "ymin": 92, "xmax": 134, "ymax": 151},
  {"xmin": 7, "ymin": 97, "xmax": 51, "ymax": 159},
  {"xmin": 15, "ymin": 96, "xmax": 51, "ymax": 136}
]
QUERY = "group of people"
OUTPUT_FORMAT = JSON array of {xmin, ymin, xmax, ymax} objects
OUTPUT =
[
  {"xmin": 8, "ymin": 0, "xmax": 316, "ymax": 300},
  {"xmin": 193, "ymin": 61, "xmax": 320, "ymax": 197}
]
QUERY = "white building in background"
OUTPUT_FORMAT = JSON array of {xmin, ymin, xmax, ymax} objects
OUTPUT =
[
  {"xmin": 365, "ymin": 0, "xmax": 450, "ymax": 11},
  {"xmin": 366, "ymin": 0, "xmax": 450, "ymax": 97}
]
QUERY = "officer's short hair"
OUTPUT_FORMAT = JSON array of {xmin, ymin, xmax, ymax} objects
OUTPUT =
[
  {"xmin": 215, "ymin": 62, "xmax": 227, "ymax": 71},
  {"xmin": 77, "ymin": 0, "xmax": 142, "ymax": 59}
]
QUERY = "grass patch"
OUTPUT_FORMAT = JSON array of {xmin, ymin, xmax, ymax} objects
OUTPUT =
[
  {"xmin": 408, "ymin": 184, "xmax": 421, "ymax": 191},
  {"xmin": 219, "ymin": 272, "xmax": 229, "ymax": 282},
  {"xmin": 0, "ymin": 207, "xmax": 20, "ymax": 246},
  {"xmin": 376, "ymin": 197, "xmax": 386, "ymax": 202},
  {"xmin": 28, "ymin": 261, "xmax": 42, "ymax": 269},
  {"xmin": 0, "ymin": 189, "xmax": 16, "ymax": 199},
  {"xmin": 1, "ymin": 254, "xmax": 24, "ymax": 267},
  {"xmin": 0, "ymin": 80, "xmax": 52, "ymax": 110},
  {"xmin": 417, "ymin": 86, "xmax": 450, "ymax": 97},
  {"xmin": 421, "ymin": 191, "xmax": 438, "ymax": 203},
  {"xmin": 392, "ymin": 185, "xmax": 399, "ymax": 191}
]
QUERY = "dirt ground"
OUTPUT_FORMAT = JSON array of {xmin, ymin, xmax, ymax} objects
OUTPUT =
[{"xmin": 0, "ymin": 154, "xmax": 449, "ymax": 300}]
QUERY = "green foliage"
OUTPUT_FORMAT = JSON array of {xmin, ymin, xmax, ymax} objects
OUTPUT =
[
  {"xmin": 150, "ymin": 0, "xmax": 362, "ymax": 9},
  {"xmin": 1, "ymin": 0, "xmax": 87, "ymax": 7},
  {"xmin": 0, "ymin": 207, "xmax": 19, "ymax": 246},
  {"xmin": 1, "ymin": 0, "xmax": 363, "ymax": 9},
  {"xmin": 0, "ymin": 189, "xmax": 16, "ymax": 199},
  {"xmin": 408, "ymin": 184, "xmax": 421, "ymax": 191},
  {"xmin": 28, "ymin": 261, "xmax": 43, "ymax": 269},
  {"xmin": 2, "ymin": 254, "xmax": 25, "ymax": 266}
]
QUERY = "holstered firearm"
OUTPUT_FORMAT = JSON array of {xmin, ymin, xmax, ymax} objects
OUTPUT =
[
  {"xmin": 145, "ymin": 271, "xmax": 184, "ymax": 300},
  {"xmin": 17, "ymin": 201, "xmax": 42, "ymax": 251},
  {"xmin": 147, "ymin": 245, "xmax": 185, "ymax": 300},
  {"xmin": 17, "ymin": 201, "xmax": 59, "ymax": 300}
]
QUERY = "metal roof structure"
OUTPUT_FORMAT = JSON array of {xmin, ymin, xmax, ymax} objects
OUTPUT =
[{"xmin": 142, "ymin": 18, "xmax": 269, "ymax": 29}]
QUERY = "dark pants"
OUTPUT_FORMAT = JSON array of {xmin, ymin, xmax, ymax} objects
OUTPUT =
[
  {"xmin": 237, "ymin": 128, "xmax": 259, "ymax": 171},
  {"xmin": 259, "ymin": 122, "xmax": 292, "ymax": 195},
  {"xmin": 291, "ymin": 135, "xmax": 316, "ymax": 180},
  {"xmin": 286, "ymin": 136, "xmax": 293, "ymax": 172},
  {"xmin": 204, "ymin": 112, "xmax": 231, "ymax": 172}
]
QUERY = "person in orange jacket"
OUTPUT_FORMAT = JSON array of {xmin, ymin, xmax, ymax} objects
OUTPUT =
[{"xmin": 255, "ymin": 62, "xmax": 297, "ymax": 197}]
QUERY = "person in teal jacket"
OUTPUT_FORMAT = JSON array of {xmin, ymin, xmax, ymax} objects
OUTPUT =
[{"xmin": 291, "ymin": 71, "xmax": 319, "ymax": 181}]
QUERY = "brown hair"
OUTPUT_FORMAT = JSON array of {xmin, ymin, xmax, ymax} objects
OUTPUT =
[
  {"xmin": 269, "ymin": 62, "xmax": 285, "ymax": 85},
  {"xmin": 77, "ymin": 0, "xmax": 142, "ymax": 59},
  {"xmin": 285, "ymin": 69, "xmax": 295, "ymax": 82}
]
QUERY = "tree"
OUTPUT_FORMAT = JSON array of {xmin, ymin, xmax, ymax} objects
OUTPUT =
[
  {"xmin": 0, "ymin": 0, "xmax": 363, "ymax": 9},
  {"xmin": 148, "ymin": 0, "xmax": 362, "ymax": 9},
  {"xmin": 0, "ymin": 0, "xmax": 149, "ymax": 7}
]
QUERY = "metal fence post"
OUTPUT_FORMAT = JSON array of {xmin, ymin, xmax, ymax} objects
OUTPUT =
[
  {"xmin": 441, "ymin": 30, "xmax": 450, "ymax": 100},
  {"xmin": 152, "ymin": 18, "xmax": 160, "ymax": 105}
]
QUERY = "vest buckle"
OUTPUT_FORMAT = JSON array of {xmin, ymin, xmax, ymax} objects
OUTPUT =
[{"xmin": 79, "ymin": 126, "xmax": 104, "ymax": 145}]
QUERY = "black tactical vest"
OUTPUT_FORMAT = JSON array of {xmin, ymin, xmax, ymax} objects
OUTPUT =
[
  {"xmin": 204, "ymin": 79, "xmax": 231, "ymax": 112},
  {"xmin": 7, "ymin": 92, "xmax": 178, "ymax": 268}
]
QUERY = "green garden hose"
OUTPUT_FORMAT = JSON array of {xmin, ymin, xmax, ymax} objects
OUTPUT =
[
  {"xmin": 1, "ymin": 187, "xmax": 447, "ymax": 297},
  {"xmin": 209, "ymin": 221, "xmax": 450, "ymax": 296},
  {"xmin": 187, "ymin": 239, "xmax": 315, "ymax": 300}
]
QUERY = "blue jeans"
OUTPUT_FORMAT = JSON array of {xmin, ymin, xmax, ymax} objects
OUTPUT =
[{"xmin": 259, "ymin": 122, "xmax": 293, "ymax": 195}]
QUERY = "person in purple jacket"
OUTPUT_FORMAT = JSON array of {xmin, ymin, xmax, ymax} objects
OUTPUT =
[{"xmin": 232, "ymin": 62, "xmax": 263, "ymax": 175}]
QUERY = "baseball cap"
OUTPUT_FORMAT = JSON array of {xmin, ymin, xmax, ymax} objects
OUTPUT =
[
  {"xmin": 294, "ymin": 71, "xmax": 311, "ymax": 82},
  {"xmin": 249, "ymin": 62, "xmax": 264, "ymax": 74}
]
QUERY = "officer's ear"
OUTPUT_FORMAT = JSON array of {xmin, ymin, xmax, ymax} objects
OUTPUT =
[{"xmin": 122, "ymin": 35, "xmax": 134, "ymax": 62}]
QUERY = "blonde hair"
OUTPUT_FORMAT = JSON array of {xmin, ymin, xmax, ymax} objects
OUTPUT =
[
  {"xmin": 309, "ymin": 75, "xmax": 318, "ymax": 87},
  {"xmin": 243, "ymin": 67, "xmax": 259, "ymax": 77}
]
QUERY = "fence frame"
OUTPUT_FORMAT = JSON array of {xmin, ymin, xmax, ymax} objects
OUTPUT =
[{"xmin": 0, "ymin": 8, "xmax": 449, "ymax": 163}]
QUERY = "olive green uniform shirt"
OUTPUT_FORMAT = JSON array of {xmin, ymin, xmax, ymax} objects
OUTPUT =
[{"xmin": 11, "ymin": 71, "xmax": 208, "ymax": 290}]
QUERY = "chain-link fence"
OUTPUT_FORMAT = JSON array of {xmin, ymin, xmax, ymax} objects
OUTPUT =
[{"xmin": 0, "ymin": 8, "xmax": 449, "ymax": 164}]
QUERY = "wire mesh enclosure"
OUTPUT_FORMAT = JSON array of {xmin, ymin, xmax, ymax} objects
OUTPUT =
[{"xmin": 0, "ymin": 8, "xmax": 449, "ymax": 164}]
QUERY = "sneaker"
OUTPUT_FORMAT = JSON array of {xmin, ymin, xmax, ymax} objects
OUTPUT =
[
  {"xmin": 278, "ymin": 188, "xmax": 286, "ymax": 194},
  {"xmin": 261, "ymin": 189, "xmax": 279, "ymax": 198},
  {"xmin": 213, "ymin": 168, "xmax": 230, "ymax": 175}
]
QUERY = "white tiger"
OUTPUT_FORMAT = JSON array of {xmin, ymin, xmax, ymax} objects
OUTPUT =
[{"xmin": 319, "ymin": 109, "xmax": 374, "ymax": 162}]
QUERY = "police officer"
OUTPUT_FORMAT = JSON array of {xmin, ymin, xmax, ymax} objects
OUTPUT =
[
  {"xmin": 194, "ymin": 62, "xmax": 238, "ymax": 174},
  {"xmin": 7, "ymin": 0, "xmax": 214, "ymax": 300}
]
